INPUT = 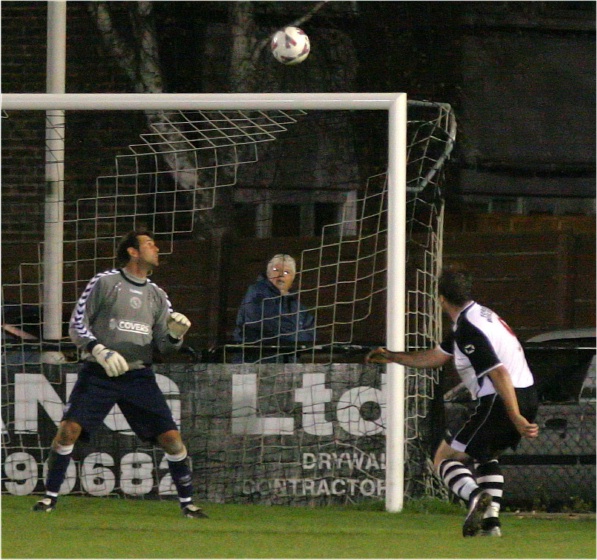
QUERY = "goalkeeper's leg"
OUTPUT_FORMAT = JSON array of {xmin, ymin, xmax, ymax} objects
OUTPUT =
[
  {"xmin": 33, "ymin": 421, "xmax": 82, "ymax": 512},
  {"xmin": 158, "ymin": 430, "xmax": 208, "ymax": 519}
]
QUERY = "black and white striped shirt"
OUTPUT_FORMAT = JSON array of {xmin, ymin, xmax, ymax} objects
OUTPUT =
[{"xmin": 439, "ymin": 301, "xmax": 534, "ymax": 398}]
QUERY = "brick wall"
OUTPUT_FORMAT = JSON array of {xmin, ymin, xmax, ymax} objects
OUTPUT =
[
  {"xmin": 7, "ymin": 230, "xmax": 591, "ymax": 352},
  {"xmin": 2, "ymin": 2, "xmax": 46, "ymax": 241},
  {"xmin": 4, "ymin": 2, "xmax": 594, "ymax": 243},
  {"xmin": 3, "ymin": 4, "xmax": 594, "ymax": 348},
  {"xmin": 1, "ymin": 2, "xmax": 139, "ymax": 243}
]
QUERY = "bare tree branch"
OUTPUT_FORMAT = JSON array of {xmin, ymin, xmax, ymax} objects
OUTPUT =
[
  {"xmin": 291, "ymin": 0, "xmax": 329, "ymax": 28},
  {"xmin": 87, "ymin": 2, "xmax": 139, "ymax": 88},
  {"xmin": 130, "ymin": 1, "xmax": 163, "ymax": 92},
  {"xmin": 89, "ymin": 3, "xmax": 204, "ymax": 192},
  {"xmin": 231, "ymin": 2, "xmax": 260, "ymax": 91}
]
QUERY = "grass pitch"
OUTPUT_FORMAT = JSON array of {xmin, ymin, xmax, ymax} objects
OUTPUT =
[{"xmin": 2, "ymin": 495, "xmax": 594, "ymax": 558}]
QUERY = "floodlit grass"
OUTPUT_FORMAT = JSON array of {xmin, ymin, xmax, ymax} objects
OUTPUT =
[{"xmin": 2, "ymin": 495, "xmax": 594, "ymax": 558}]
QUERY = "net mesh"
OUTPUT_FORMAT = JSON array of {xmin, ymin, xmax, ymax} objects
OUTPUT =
[{"xmin": 2, "ymin": 101, "xmax": 455, "ymax": 503}]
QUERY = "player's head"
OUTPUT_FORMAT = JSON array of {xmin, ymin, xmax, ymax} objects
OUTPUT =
[
  {"xmin": 438, "ymin": 267, "xmax": 473, "ymax": 307},
  {"xmin": 267, "ymin": 254, "xmax": 296, "ymax": 295},
  {"xmin": 117, "ymin": 229, "xmax": 157, "ymax": 267}
]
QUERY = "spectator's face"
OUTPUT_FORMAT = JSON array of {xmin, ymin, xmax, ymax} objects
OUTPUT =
[{"xmin": 267, "ymin": 261, "xmax": 295, "ymax": 295}]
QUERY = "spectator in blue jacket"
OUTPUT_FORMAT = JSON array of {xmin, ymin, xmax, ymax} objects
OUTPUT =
[{"xmin": 233, "ymin": 254, "xmax": 315, "ymax": 362}]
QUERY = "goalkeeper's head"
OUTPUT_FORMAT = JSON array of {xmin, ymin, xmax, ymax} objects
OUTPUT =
[
  {"xmin": 438, "ymin": 267, "xmax": 473, "ymax": 307},
  {"xmin": 116, "ymin": 228, "xmax": 156, "ymax": 267}
]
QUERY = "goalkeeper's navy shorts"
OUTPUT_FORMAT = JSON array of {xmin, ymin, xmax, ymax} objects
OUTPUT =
[
  {"xmin": 62, "ymin": 362, "xmax": 178, "ymax": 443},
  {"xmin": 446, "ymin": 385, "xmax": 538, "ymax": 463}
]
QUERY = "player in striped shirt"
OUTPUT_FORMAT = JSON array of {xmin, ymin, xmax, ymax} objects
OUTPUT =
[
  {"xmin": 33, "ymin": 229, "xmax": 207, "ymax": 518},
  {"xmin": 367, "ymin": 267, "xmax": 539, "ymax": 537}
]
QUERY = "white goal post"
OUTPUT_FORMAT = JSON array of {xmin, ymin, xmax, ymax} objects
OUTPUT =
[{"xmin": 2, "ymin": 92, "xmax": 409, "ymax": 512}]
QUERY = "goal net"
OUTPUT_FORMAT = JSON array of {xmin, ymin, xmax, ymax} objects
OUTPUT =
[{"xmin": 2, "ymin": 94, "xmax": 455, "ymax": 508}]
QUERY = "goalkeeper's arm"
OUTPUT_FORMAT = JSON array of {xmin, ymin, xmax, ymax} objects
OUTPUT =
[
  {"xmin": 91, "ymin": 343, "xmax": 129, "ymax": 377},
  {"xmin": 154, "ymin": 308, "xmax": 192, "ymax": 355},
  {"xmin": 167, "ymin": 312, "xmax": 191, "ymax": 340},
  {"xmin": 366, "ymin": 345, "xmax": 451, "ymax": 369}
]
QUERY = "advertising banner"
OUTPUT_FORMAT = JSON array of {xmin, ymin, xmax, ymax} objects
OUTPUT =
[{"xmin": 2, "ymin": 363, "xmax": 387, "ymax": 505}]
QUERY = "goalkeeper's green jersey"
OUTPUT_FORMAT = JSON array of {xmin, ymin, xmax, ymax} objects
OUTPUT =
[{"xmin": 69, "ymin": 268, "xmax": 181, "ymax": 370}]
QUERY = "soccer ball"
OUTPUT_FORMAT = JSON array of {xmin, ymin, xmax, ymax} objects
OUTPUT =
[{"xmin": 270, "ymin": 26, "xmax": 310, "ymax": 66}]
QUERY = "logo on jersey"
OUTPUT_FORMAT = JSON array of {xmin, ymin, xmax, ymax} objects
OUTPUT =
[
  {"xmin": 480, "ymin": 307, "xmax": 493, "ymax": 322},
  {"xmin": 130, "ymin": 296, "xmax": 142, "ymax": 309},
  {"xmin": 116, "ymin": 320, "xmax": 150, "ymax": 335},
  {"xmin": 464, "ymin": 344, "xmax": 475, "ymax": 355}
]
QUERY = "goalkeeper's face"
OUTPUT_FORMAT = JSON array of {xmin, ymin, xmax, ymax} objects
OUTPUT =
[{"xmin": 135, "ymin": 235, "xmax": 160, "ymax": 268}]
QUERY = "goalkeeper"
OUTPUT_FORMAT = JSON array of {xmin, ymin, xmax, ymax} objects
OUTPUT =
[
  {"xmin": 33, "ymin": 229, "xmax": 207, "ymax": 519},
  {"xmin": 366, "ymin": 267, "xmax": 538, "ymax": 538}
]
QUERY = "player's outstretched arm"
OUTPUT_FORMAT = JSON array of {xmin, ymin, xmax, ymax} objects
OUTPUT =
[
  {"xmin": 366, "ymin": 346, "xmax": 450, "ymax": 369},
  {"xmin": 365, "ymin": 347, "xmax": 394, "ymax": 364}
]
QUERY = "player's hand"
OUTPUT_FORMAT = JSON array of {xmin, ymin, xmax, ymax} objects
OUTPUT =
[
  {"xmin": 91, "ymin": 344, "xmax": 129, "ymax": 377},
  {"xmin": 365, "ymin": 347, "xmax": 392, "ymax": 364},
  {"xmin": 168, "ymin": 312, "xmax": 191, "ymax": 339},
  {"xmin": 512, "ymin": 414, "xmax": 539, "ymax": 439}
]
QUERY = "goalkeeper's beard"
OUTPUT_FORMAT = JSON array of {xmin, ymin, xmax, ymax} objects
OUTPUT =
[
  {"xmin": 147, "ymin": 258, "xmax": 167, "ymax": 275},
  {"xmin": 144, "ymin": 258, "xmax": 162, "ymax": 275}
]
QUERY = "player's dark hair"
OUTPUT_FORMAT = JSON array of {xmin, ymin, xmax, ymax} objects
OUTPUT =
[
  {"xmin": 116, "ymin": 228, "xmax": 154, "ymax": 266},
  {"xmin": 438, "ymin": 267, "xmax": 473, "ymax": 306}
]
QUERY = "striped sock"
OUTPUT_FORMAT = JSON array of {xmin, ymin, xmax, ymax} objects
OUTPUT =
[
  {"xmin": 475, "ymin": 459, "xmax": 503, "ymax": 527},
  {"xmin": 438, "ymin": 459, "xmax": 480, "ymax": 503}
]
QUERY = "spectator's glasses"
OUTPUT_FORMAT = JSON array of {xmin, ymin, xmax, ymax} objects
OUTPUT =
[{"xmin": 271, "ymin": 268, "xmax": 292, "ymax": 276}]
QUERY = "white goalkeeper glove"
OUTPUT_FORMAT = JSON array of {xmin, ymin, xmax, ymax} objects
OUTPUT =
[
  {"xmin": 91, "ymin": 344, "xmax": 129, "ymax": 377},
  {"xmin": 167, "ymin": 312, "xmax": 191, "ymax": 340}
]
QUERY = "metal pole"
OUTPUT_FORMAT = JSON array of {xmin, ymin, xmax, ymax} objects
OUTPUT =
[
  {"xmin": 385, "ymin": 93, "xmax": 408, "ymax": 512},
  {"xmin": 42, "ymin": 0, "xmax": 66, "ymax": 341},
  {"xmin": 4, "ymin": 88, "xmax": 411, "ymax": 512},
  {"xmin": 2, "ymin": 92, "xmax": 401, "ymax": 111}
]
